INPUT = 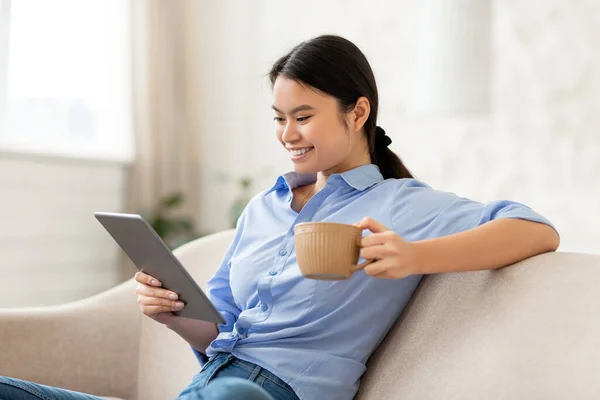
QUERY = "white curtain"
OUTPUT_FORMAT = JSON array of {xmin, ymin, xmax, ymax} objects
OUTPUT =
[
  {"xmin": 127, "ymin": 0, "xmax": 203, "ymax": 231},
  {"xmin": 0, "ymin": 0, "xmax": 10, "ymax": 136},
  {"xmin": 411, "ymin": 0, "xmax": 491, "ymax": 114}
]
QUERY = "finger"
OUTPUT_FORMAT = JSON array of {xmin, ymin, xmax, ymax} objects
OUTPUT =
[
  {"xmin": 363, "ymin": 259, "xmax": 392, "ymax": 276},
  {"xmin": 359, "ymin": 245, "xmax": 393, "ymax": 260},
  {"xmin": 355, "ymin": 217, "xmax": 390, "ymax": 233},
  {"xmin": 366, "ymin": 262, "xmax": 410, "ymax": 280},
  {"xmin": 361, "ymin": 231, "xmax": 394, "ymax": 247},
  {"xmin": 373, "ymin": 268, "xmax": 410, "ymax": 280},
  {"xmin": 135, "ymin": 271, "xmax": 161, "ymax": 287},
  {"xmin": 142, "ymin": 305, "xmax": 179, "ymax": 317},
  {"xmin": 136, "ymin": 283, "xmax": 178, "ymax": 300},
  {"xmin": 137, "ymin": 294, "xmax": 185, "ymax": 310},
  {"xmin": 373, "ymin": 271, "xmax": 399, "ymax": 280}
]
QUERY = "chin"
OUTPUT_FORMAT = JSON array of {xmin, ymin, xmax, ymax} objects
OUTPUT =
[
  {"xmin": 292, "ymin": 160, "xmax": 325, "ymax": 174},
  {"xmin": 291, "ymin": 164, "xmax": 316, "ymax": 175}
]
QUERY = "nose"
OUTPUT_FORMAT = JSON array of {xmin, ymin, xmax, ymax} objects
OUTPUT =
[{"xmin": 281, "ymin": 121, "xmax": 301, "ymax": 144}]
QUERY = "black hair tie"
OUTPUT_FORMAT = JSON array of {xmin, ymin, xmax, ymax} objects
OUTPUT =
[{"xmin": 375, "ymin": 126, "xmax": 392, "ymax": 148}]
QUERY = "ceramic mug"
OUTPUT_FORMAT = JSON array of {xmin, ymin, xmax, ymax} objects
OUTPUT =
[{"xmin": 294, "ymin": 222, "xmax": 373, "ymax": 280}]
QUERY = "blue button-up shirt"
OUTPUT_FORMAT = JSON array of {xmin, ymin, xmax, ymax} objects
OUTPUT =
[{"xmin": 203, "ymin": 164, "xmax": 554, "ymax": 400}]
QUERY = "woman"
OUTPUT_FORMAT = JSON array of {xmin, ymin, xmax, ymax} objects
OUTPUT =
[{"xmin": 0, "ymin": 35, "xmax": 559, "ymax": 400}]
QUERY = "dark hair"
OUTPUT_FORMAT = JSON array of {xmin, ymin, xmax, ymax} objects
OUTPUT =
[{"xmin": 268, "ymin": 34, "xmax": 413, "ymax": 180}]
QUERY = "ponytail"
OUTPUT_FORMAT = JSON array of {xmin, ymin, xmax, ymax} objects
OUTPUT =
[{"xmin": 370, "ymin": 126, "xmax": 413, "ymax": 179}]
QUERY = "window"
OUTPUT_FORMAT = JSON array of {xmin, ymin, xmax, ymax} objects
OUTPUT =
[
  {"xmin": 1, "ymin": 0, "xmax": 133, "ymax": 162},
  {"xmin": 0, "ymin": 1, "xmax": 9, "ymax": 134}
]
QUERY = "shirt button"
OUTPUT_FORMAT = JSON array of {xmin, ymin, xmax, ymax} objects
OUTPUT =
[
  {"xmin": 269, "ymin": 270, "xmax": 277, "ymax": 276},
  {"xmin": 261, "ymin": 304, "xmax": 268, "ymax": 312},
  {"xmin": 279, "ymin": 249, "xmax": 288, "ymax": 256}
]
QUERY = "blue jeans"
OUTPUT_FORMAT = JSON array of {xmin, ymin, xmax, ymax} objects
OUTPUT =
[
  {"xmin": 177, "ymin": 352, "xmax": 299, "ymax": 400},
  {"xmin": 0, "ymin": 353, "xmax": 298, "ymax": 400}
]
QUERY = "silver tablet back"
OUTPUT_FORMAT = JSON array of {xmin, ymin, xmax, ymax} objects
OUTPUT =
[{"xmin": 94, "ymin": 212, "xmax": 225, "ymax": 324}]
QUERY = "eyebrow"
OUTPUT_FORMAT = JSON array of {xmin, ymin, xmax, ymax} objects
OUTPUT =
[{"xmin": 271, "ymin": 104, "xmax": 316, "ymax": 115}]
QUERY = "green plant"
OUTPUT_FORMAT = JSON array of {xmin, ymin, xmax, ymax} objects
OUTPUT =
[{"xmin": 141, "ymin": 192, "xmax": 209, "ymax": 249}]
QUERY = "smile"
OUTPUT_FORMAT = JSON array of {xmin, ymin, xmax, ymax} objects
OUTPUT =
[{"xmin": 289, "ymin": 147, "xmax": 314, "ymax": 156}]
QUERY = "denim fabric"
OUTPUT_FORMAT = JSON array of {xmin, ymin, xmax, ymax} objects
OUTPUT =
[
  {"xmin": 0, "ymin": 376, "xmax": 104, "ymax": 400},
  {"xmin": 179, "ymin": 377, "xmax": 275, "ymax": 400},
  {"xmin": 178, "ymin": 352, "xmax": 299, "ymax": 400},
  {"xmin": 0, "ymin": 367, "xmax": 283, "ymax": 400}
]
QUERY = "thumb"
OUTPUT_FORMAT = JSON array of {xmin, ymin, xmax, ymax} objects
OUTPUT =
[{"xmin": 354, "ymin": 217, "xmax": 390, "ymax": 233}]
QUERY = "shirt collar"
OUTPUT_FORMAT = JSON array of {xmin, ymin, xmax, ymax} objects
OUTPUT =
[{"xmin": 264, "ymin": 164, "xmax": 384, "ymax": 195}]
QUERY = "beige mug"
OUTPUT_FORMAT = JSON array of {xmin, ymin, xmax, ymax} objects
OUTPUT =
[{"xmin": 294, "ymin": 222, "xmax": 373, "ymax": 280}]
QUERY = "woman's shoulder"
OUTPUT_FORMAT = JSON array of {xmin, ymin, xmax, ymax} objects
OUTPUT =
[
  {"xmin": 377, "ymin": 177, "xmax": 435, "ymax": 193},
  {"xmin": 375, "ymin": 177, "xmax": 465, "ymax": 215}
]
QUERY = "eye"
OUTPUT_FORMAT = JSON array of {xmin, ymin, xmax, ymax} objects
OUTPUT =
[
  {"xmin": 297, "ymin": 116, "xmax": 312, "ymax": 122},
  {"xmin": 273, "ymin": 116, "xmax": 285, "ymax": 123}
]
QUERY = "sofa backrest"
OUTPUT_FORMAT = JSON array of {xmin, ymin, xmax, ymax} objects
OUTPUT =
[
  {"xmin": 136, "ymin": 230, "xmax": 236, "ymax": 400},
  {"xmin": 356, "ymin": 252, "xmax": 600, "ymax": 400},
  {"xmin": 136, "ymin": 228, "xmax": 600, "ymax": 400}
]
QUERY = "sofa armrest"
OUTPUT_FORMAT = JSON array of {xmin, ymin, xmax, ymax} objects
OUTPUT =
[{"xmin": 0, "ymin": 279, "xmax": 142, "ymax": 399}]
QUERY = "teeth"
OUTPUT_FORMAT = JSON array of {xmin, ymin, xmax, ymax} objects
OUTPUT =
[{"xmin": 290, "ymin": 148, "xmax": 312, "ymax": 156}]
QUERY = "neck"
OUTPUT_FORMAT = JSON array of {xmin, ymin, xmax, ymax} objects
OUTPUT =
[
  {"xmin": 313, "ymin": 140, "xmax": 372, "ymax": 192},
  {"xmin": 314, "ymin": 174, "xmax": 328, "ymax": 193},
  {"xmin": 314, "ymin": 161, "xmax": 370, "ymax": 192},
  {"xmin": 309, "ymin": 143, "xmax": 372, "ymax": 192}
]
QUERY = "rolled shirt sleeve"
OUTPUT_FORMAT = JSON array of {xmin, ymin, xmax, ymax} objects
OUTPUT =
[{"xmin": 392, "ymin": 179, "xmax": 556, "ymax": 240}]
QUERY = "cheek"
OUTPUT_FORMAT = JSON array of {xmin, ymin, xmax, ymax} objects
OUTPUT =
[
  {"xmin": 303, "ymin": 119, "xmax": 339, "ymax": 145},
  {"xmin": 309, "ymin": 123, "xmax": 350, "ymax": 150}
]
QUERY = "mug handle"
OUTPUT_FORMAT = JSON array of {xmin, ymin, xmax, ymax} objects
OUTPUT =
[
  {"xmin": 350, "ymin": 236, "xmax": 375, "ymax": 272},
  {"xmin": 351, "ymin": 258, "xmax": 374, "ymax": 272}
]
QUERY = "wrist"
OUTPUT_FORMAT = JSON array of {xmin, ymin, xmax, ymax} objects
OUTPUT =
[
  {"xmin": 165, "ymin": 316, "xmax": 182, "ymax": 331},
  {"xmin": 410, "ymin": 240, "xmax": 431, "ymax": 275}
]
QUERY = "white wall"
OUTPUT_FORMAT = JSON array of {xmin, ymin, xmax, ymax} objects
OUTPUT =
[
  {"xmin": 2, "ymin": 0, "xmax": 597, "ymax": 308},
  {"xmin": 196, "ymin": 0, "xmax": 600, "ymax": 254},
  {"xmin": 0, "ymin": 152, "xmax": 127, "ymax": 307}
]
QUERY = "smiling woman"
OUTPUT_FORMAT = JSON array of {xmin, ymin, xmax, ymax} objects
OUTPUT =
[
  {"xmin": 267, "ymin": 35, "xmax": 415, "ymax": 214},
  {"xmin": 269, "ymin": 37, "xmax": 413, "ymax": 184},
  {"xmin": 0, "ymin": 34, "xmax": 560, "ymax": 400}
]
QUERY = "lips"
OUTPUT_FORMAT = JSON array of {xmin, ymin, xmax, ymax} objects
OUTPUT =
[
  {"xmin": 289, "ymin": 147, "xmax": 314, "ymax": 156},
  {"xmin": 288, "ymin": 146, "xmax": 314, "ymax": 161}
]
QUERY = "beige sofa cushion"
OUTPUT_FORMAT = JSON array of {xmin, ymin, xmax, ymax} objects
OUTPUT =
[{"xmin": 357, "ymin": 252, "xmax": 600, "ymax": 400}]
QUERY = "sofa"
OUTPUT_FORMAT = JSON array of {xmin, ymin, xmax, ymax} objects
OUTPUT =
[{"xmin": 0, "ymin": 230, "xmax": 599, "ymax": 399}]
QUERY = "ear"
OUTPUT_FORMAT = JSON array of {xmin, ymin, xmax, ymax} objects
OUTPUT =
[{"xmin": 350, "ymin": 97, "xmax": 371, "ymax": 133}]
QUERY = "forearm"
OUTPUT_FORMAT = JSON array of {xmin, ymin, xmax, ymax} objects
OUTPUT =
[
  {"xmin": 167, "ymin": 318, "xmax": 219, "ymax": 354},
  {"xmin": 413, "ymin": 218, "xmax": 560, "ymax": 274}
]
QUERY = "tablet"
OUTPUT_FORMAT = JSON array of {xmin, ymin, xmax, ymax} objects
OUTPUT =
[{"xmin": 94, "ymin": 212, "xmax": 225, "ymax": 324}]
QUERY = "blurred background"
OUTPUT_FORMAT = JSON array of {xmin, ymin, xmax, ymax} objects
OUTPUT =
[{"xmin": 0, "ymin": 0, "xmax": 598, "ymax": 307}]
